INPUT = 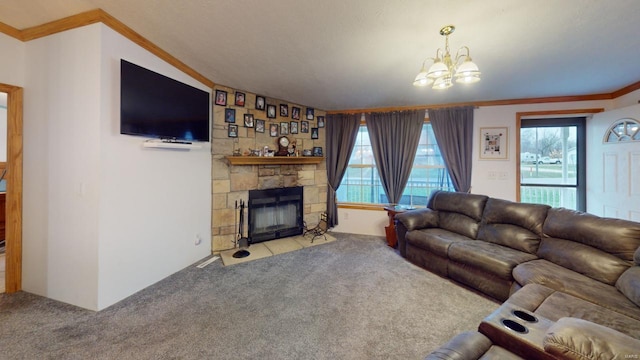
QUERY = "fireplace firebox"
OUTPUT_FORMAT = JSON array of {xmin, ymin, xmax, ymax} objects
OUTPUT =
[{"xmin": 248, "ymin": 186, "xmax": 304, "ymax": 243}]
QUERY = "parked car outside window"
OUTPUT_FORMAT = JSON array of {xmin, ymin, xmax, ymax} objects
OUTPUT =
[{"xmin": 537, "ymin": 156, "xmax": 561, "ymax": 164}]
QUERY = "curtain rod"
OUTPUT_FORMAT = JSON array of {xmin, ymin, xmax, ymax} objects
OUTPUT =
[{"xmin": 328, "ymin": 105, "xmax": 479, "ymax": 115}]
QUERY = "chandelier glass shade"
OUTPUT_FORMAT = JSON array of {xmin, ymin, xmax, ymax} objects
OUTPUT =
[{"xmin": 413, "ymin": 25, "xmax": 480, "ymax": 89}]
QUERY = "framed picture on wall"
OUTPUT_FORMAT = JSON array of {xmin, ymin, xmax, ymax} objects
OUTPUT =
[
  {"xmin": 290, "ymin": 121, "xmax": 298, "ymax": 134},
  {"xmin": 267, "ymin": 104, "xmax": 277, "ymax": 119},
  {"xmin": 235, "ymin": 91, "xmax": 246, "ymax": 107},
  {"xmin": 255, "ymin": 119, "xmax": 265, "ymax": 133},
  {"xmin": 270, "ymin": 123, "xmax": 279, "ymax": 137},
  {"xmin": 215, "ymin": 90, "xmax": 227, "ymax": 106},
  {"xmin": 255, "ymin": 95, "xmax": 266, "ymax": 110},
  {"xmin": 244, "ymin": 113, "xmax": 254, "ymax": 128},
  {"xmin": 311, "ymin": 127, "xmax": 319, "ymax": 139},
  {"xmin": 317, "ymin": 116, "xmax": 325, "ymax": 128},
  {"xmin": 301, "ymin": 120, "xmax": 309, "ymax": 133},
  {"xmin": 479, "ymin": 127, "xmax": 508, "ymax": 160},
  {"xmin": 292, "ymin": 106, "xmax": 301, "ymax": 120},
  {"xmin": 224, "ymin": 108, "xmax": 236, "ymax": 123},
  {"xmin": 228, "ymin": 124, "xmax": 238, "ymax": 138},
  {"xmin": 280, "ymin": 104, "xmax": 289, "ymax": 117},
  {"xmin": 306, "ymin": 107, "xmax": 314, "ymax": 120},
  {"xmin": 280, "ymin": 122, "xmax": 289, "ymax": 135}
]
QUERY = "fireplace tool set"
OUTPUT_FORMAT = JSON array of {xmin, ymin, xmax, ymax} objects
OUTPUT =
[{"xmin": 233, "ymin": 200, "xmax": 251, "ymax": 258}]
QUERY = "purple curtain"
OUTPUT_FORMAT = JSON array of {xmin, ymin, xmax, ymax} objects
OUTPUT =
[
  {"xmin": 326, "ymin": 113, "xmax": 361, "ymax": 227},
  {"xmin": 428, "ymin": 106, "xmax": 474, "ymax": 192}
]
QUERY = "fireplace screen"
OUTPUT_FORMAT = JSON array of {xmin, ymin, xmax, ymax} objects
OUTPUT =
[{"xmin": 248, "ymin": 186, "xmax": 304, "ymax": 243}]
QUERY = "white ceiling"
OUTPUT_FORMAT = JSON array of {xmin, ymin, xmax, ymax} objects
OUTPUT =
[{"xmin": 2, "ymin": 0, "xmax": 640, "ymax": 111}]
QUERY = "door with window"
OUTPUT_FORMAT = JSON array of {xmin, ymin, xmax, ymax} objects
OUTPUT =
[
  {"xmin": 519, "ymin": 117, "xmax": 586, "ymax": 211},
  {"xmin": 588, "ymin": 108, "xmax": 640, "ymax": 221}
]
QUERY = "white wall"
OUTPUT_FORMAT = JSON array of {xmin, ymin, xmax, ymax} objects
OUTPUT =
[
  {"xmin": 97, "ymin": 25, "xmax": 211, "ymax": 309},
  {"xmin": 20, "ymin": 24, "xmax": 211, "ymax": 310},
  {"xmin": 332, "ymin": 208, "xmax": 387, "ymax": 237},
  {"xmin": 0, "ymin": 32, "xmax": 25, "ymax": 86},
  {"xmin": 23, "ymin": 25, "xmax": 102, "ymax": 308}
]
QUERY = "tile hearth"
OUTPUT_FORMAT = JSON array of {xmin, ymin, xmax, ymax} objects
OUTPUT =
[{"xmin": 219, "ymin": 233, "xmax": 335, "ymax": 266}]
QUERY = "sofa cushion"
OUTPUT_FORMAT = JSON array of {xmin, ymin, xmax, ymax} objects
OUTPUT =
[
  {"xmin": 476, "ymin": 198, "xmax": 548, "ymax": 254},
  {"xmin": 513, "ymin": 259, "xmax": 640, "ymax": 320},
  {"xmin": 448, "ymin": 241, "xmax": 537, "ymax": 280},
  {"xmin": 543, "ymin": 207, "xmax": 640, "ymax": 262},
  {"xmin": 537, "ymin": 237, "xmax": 630, "ymax": 285},
  {"xmin": 544, "ymin": 318, "xmax": 640, "ymax": 360},
  {"xmin": 481, "ymin": 198, "xmax": 549, "ymax": 235},
  {"xmin": 616, "ymin": 266, "xmax": 640, "ymax": 307},
  {"xmin": 535, "ymin": 292, "xmax": 640, "ymax": 339},
  {"xmin": 406, "ymin": 228, "xmax": 473, "ymax": 257},
  {"xmin": 395, "ymin": 208, "xmax": 439, "ymax": 232},
  {"xmin": 428, "ymin": 190, "xmax": 488, "ymax": 221},
  {"xmin": 507, "ymin": 284, "xmax": 640, "ymax": 339},
  {"xmin": 438, "ymin": 212, "xmax": 482, "ymax": 240},
  {"xmin": 477, "ymin": 224, "xmax": 541, "ymax": 254}
]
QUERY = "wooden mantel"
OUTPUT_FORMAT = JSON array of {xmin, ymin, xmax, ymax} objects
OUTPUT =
[{"xmin": 225, "ymin": 156, "xmax": 324, "ymax": 165}]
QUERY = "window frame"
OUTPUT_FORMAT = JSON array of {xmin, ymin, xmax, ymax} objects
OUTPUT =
[
  {"xmin": 337, "ymin": 120, "xmax": 453, "ymax": 208},
  {"xmin": 518, "ymin": 117, "xmax": 586, "ymax": 211}
]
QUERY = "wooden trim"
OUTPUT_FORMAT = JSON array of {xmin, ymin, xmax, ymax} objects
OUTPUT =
[
  {"xmin": 337, "ymin": 203, "xmax": 386, "ymax": 211},
  {"xmin": 18, "ymin": 9, "xmax": 214, "ymax": 89},
  {"xmin": 0, "ymin": 21, "xmax": 23, "ymax": 40},
  {"xmin": 516, "ymin": 108, "xmax": 605, "ymax": 118},
  {"xmin": 226, "ymin": 156, "xmax": 324, "ymax": 165},
  {"xmin": 20, "ymin": 9, "xmax": 104, "ymax": 41},
  {"xmin": 514, "ymin": 108, "xmax": 604, "ymax": 202},
  {"xmin": 327, "ymin": 94, "xmax": 615, "ymax": 115},
  {"xmin": 515, "ymin": 116, "xmax": 523, "ymax": 202},
  {"xmin": 611, "ymin": 80, "xmax": 640, "ymax": 99},
  {"xmin": 0, "ymin": 83, "xmax": 23, "ymax": 293}
]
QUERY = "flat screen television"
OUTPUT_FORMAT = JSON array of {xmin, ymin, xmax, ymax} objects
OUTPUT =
[{"xmin": 120, "ymin": 59, "xmax": 210, "ymax": 142}]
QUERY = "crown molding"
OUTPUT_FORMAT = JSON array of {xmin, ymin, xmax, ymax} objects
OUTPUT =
[{"xmin": 1, "ymin": 9, "xmax": 214, "ymax": 89}]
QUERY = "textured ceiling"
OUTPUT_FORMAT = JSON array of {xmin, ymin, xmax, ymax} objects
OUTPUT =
[{"xmin": 2, "ymin": 0, "xmax": 640, "ymax": 111}]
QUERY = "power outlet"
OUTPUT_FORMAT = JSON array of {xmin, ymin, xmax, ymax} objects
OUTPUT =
[{"xmin": 194, "ymin": 234, "xmax": 202, "ymax": 245}]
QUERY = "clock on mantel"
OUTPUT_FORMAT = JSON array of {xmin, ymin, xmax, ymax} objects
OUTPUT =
[{"xmin": 276, "ymin": 136, "xmax": 290, "ymax": 156}]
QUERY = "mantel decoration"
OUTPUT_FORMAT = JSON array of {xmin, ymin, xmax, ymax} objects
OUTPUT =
[{"xmin": 413, "ymin": 25, "xmax": 481, "ymax": 90}]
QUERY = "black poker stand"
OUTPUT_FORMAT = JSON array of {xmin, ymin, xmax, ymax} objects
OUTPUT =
[{"xmin": 233, "ymin": 200, "xmax": 251, "ymax": 258}]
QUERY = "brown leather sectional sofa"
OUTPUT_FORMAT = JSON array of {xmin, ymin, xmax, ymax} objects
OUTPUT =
[{"xmin": 394, "ymin": 190, "xmax": 640, "ymax": 359}]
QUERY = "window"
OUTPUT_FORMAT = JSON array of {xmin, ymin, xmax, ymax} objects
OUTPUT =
[
  {"xmin": 604, "ymin": 118, "xmax": 640, "ymax": 142},
  {"xmin": 519, "ymin": 117, "xmax": 586, "ymax": 211},
  {"xmin": 336, "ymin": 123, "xmax": 453, "ymax": 206}
]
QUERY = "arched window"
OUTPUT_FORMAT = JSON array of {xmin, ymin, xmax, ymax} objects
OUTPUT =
[{"xmin": 604, "ymin": 118, "xmax": 640, "ymax": 143}]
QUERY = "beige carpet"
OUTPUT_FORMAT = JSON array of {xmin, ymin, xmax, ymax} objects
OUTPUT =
[{"xmin": 220, "ymin": 232, "xmax": 336, "ymax": 266}]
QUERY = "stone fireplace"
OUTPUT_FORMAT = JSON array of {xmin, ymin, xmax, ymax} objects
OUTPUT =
[{"xmin": 211, "ymin": 85, "xmax": 327, "ymax": 253}]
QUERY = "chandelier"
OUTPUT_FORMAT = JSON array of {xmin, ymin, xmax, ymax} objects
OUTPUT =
[{"xmin": 413, "ymin": 25, "xmax": 481, "ymax": 90}]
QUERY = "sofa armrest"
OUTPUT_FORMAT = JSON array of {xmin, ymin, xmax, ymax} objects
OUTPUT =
[
  {"xmin": 544, "ymin": 317, "xmax": 640, "ymax": 360},
  {"xmin": 394, "ymin": 209, "xmax": 438, "ymax": 258},
  {"xmin": 424, "ymin": 331, "xmax": 492, "ymax": 360},
  {"xmin": 395, "ymin": 208, "xmax": 438, "ymax": 231}
]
